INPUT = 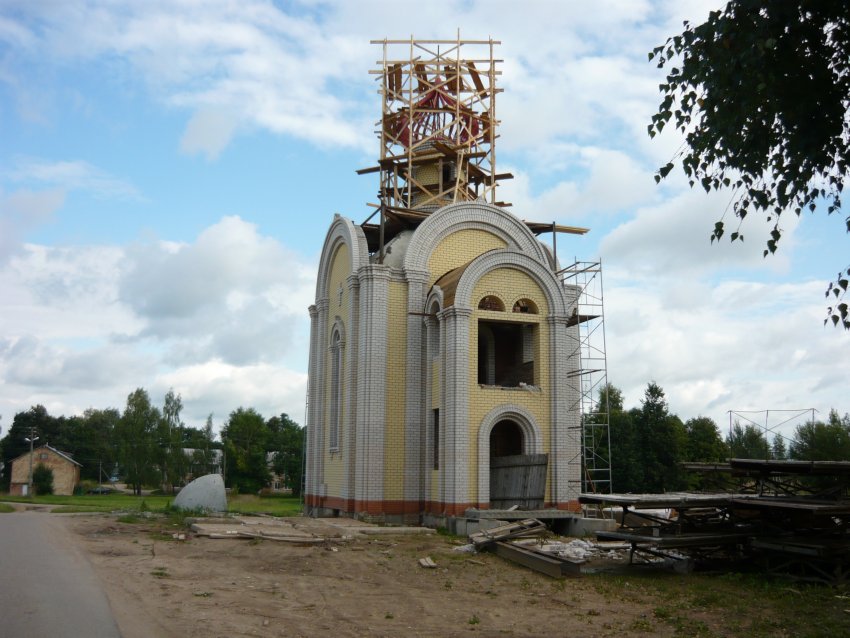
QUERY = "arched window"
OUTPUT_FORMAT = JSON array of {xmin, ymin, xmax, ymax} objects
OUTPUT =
[
  {"xmin": 512, "ymin": 298, "xmax": 538, "ymax": 314},
  {"xmin": 329, "ymin": 329, "xmax": 343, "ymax": 451},
  {"xmin": 478, "ymin": 295, "xmax": 505, "ymax": 311},
  {"xmin": 428, "ymin": 301, "xmax": 441, "ymax": 358}
]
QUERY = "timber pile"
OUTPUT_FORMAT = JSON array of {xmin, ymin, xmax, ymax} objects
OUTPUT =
[{"xmin": 580, "ymin": 459, "xmax": 850, "ymax": 584}]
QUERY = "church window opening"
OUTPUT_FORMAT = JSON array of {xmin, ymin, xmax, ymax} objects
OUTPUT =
[
  {"xmin": 478, "ymin": 295, "xmax": 505, "ymax": 311},
  {"xmin": 433, "ymin": 409, "xmax": 440, "ymax": 470},
  {"xmin": 329, "ymin": 329, "xmax": 343, "ymax": 450},
  {"xmin": 512, "ymin": 298, "xmax": 538, "ymax": 314},
  {"xmin": 477, "ymin": 320, "xmax": 536, "ymax": 387}
]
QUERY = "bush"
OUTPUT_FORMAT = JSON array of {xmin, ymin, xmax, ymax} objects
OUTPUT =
[{"xmin": 33, "ymin": 464, "xmax": 54, "ymax": 495}]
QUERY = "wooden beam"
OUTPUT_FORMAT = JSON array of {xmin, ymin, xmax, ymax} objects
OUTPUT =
[{"xmin": 490, "ymin": 542, "xmax": 583, "ymax": 578}]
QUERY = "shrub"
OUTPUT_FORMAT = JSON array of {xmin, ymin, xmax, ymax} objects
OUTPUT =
[{"xmin": 33, "ymin": 464, "xmax": 54, "ymax": 495}]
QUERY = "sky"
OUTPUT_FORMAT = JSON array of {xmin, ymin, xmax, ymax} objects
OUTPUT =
[{"xmin": 1, "ymin": 0, "xmax": 847, "ymax": 441}]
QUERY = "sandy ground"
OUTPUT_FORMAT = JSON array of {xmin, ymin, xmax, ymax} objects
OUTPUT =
[{"xmin": 63, "ymin": 512, "xmax": 674, "ymax": 638}]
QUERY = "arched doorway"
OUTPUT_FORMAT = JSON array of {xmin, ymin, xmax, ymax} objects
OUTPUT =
[
  {"xmin": 488, "ymin": 418, "xmax": 547, "ymax": 510},
  {"xmin": 490, "ymin": 419, "xmax": 524, "ymax": 458}
]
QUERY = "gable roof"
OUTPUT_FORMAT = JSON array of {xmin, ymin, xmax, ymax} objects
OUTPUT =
[{"xmin": 11, "ymin": 444, "xmax": 82, "ymax": 467}]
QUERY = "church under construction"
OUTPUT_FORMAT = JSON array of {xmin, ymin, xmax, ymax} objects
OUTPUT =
[{"xmin": 305, "ymin": 37, "xmax": 609, "ymax": 525}]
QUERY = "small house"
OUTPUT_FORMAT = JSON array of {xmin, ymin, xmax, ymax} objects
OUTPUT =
[{"xmin": 9, "ymin": 444, "xmax": 82, "ymax": 496}]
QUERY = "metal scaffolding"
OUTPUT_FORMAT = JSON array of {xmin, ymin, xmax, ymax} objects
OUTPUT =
[{"xmin": 560, "ymin": 260, "xmax": 612, "ymax": 497}]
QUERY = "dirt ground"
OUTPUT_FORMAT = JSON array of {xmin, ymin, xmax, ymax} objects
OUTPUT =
[{"xmin": 60, "ymin": 512, "xmax": 683, "ymax": 638}]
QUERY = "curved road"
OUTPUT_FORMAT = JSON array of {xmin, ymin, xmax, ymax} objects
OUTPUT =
[{"xmin": 0, "ymin": 510, "xmax": 121, "ymax": 637}]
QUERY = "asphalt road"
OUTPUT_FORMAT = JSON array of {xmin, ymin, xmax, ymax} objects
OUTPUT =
[{"xmin": 0, "ymin": 510, "xmax": 121, "ymax": 637}]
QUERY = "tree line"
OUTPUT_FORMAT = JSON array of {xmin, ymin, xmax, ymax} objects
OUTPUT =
[
  {"xmin": 0, "ymin": 388, "xmax": 305, "ymax": 496},
  {"xmin": 598, "ymin": 382, "xmax": 850, "ymax": 494}
]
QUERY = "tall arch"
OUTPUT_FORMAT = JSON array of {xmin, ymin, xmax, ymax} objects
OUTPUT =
[
  {"xmin": 315, "ymin": 214, "xmax": 369, "ymax": 301},
  {"xmin": 476, "ymin": 404, "xmax": 543, "ymax": 506},
  {"xmin": 453, "ymin": 249, "xmax": 570, "ymax": 316},
  {"xmin": 403, "ymin": 201, "xmax": 549, "ymax": 275}
]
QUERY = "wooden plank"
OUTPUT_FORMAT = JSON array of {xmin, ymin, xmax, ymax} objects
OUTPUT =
[
  {"xmin": 490, "ymin": 454, "xmax": 548, "ymax": 509},
  {"xmin": 491, "ymin": 541, "xmax": 582, "ymax": 578},
  {"xmin": 466, "ymin": 61, "xmax": 486, "ymax": 93},
  {"xmin": 469, "ymin": 518, "xmax": 546, "ymax": 548},
  {"xmin": 579, "ymin": 492, "xmax": 737, "ymax": 509},
  {"xmin": 596, "ymin": 530, "xmax": 747, "ymax": 548}
]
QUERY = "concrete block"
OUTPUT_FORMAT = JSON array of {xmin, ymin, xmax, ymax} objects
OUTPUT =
[{"xmin": 173, "ymin": 474, "xmax": 227, "ymax": 512}]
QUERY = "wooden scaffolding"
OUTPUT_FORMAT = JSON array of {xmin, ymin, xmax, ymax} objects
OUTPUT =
[{"xmin": 358, "ymin": 36, "xmax": 505, "ymax": 257}]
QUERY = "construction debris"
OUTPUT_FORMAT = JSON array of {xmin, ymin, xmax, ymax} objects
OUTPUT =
[
  {"xmin": 468, "ymin": 518, "xmax": 547, "ymax": 549},
  {"xmin": 468, "ymin": 518, "xmax": 585, "ymax": 579}
]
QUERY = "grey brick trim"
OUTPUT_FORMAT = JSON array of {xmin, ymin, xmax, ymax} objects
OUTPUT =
[
  {"xmin": 403, "ymin": 201, "xmax": 548, "ymax": 273},
  {"xmin": 476, "ymin": 404, "xmax": 544, "ymax": 505},
  {"xmin": 441, "ymin": 306, "xmax": 472, "ymax": 505},
  {"xmin": 354, "ymin": 265, "xmax": 390, "ymax": 506},
  {"xmin": 451, "ymin": 249, "xmax": 570, "ymax": 316},
  {"xmin": 315, "ymin": 214, "xmax": 369, "ymax": 300},
  {"xmin": 343, "ymin": 274, "xmax": 360, "ymax": 502},
  {"xmin": 546, "ymin": 314, "xmax": 582, "ymax": 504}
]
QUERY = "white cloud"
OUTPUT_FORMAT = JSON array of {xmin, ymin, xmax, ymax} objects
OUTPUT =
[
  {"xmin": 603, "ymin": 266, "xmax": 848, "ymax": 439},
  {"xmin": 155, "ymin": 362, "xmax": 308, "ymax": 428},
  {"xmin": 502, "ymin": 147, "xmax": 658, "ymax": 222},
  {"xmin": 600, "ymin": 189, "xmax": 802, "ymax": 276},
  {"xmin": 10, "ymin": 158, "xmax": 141, "ymax": 200},
  {"xmin": 180, "ymin": 109, "xmax": 239, "ymax": 160},
  {"xmin": 0, "ymin": 216, "xmax": 315, "ymax": 425},
  {"xmin": 0, "ymin": 189, "xmax": 66, "ymax": 263}
]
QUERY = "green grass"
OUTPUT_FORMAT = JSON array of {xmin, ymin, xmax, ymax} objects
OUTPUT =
[
  {"xmin": 0, "ymin": 492, "xmax": 303, "ymax": 517},
  {"xmin": 227, "ymin": 494, "xmax": 302, "ymax": 516},
  {"xmin": 0, "ymin": 503, "xmax": 15, "ymax": 513},
  {"xmin": 589, "ymin": 570, "xmax": 850, "ymax": 638}
]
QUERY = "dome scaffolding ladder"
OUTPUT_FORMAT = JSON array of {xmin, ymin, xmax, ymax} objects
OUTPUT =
[{"xmin": 560, "ymin": 260, "xmax": 612, "ymax": 507}]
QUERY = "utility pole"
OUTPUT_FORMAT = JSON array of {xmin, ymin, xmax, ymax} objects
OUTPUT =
[{"xmin": 25, "ymin": 427, "xmax": 39, "ymax": 497}]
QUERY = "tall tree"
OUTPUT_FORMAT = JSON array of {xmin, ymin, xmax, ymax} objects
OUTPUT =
[
  {"xmin": 116, "ymin": 388, "xmax": 159, "ymax": 495},
  {"xmin": 62, "ymin": 408, "xmax": 120, "ymax": 482},
  {"xmin": 157, "ymin": 389, "xmax": 187, "ymax": 492},
  {"xmin": 684, "ymin": 416, "xmax": 728, "ymax": 490},
  {"xmin": 634, "ymin": 383, "xmax": 687, "ymax": 493},
  {"xmin": 649, "ymin": 1, "xmax": 850, "ymax": 328},
  {"xmin": 597, "ymin": 384, "xmax": 642, "ymax": 493},
  {"xmin": 684, "ymin": 416, "xmax": 728, "ymax": 462},
  {"xmin": 790, "ymin": 410, "xmax": 850, "ymax": 461},
  {"xmin": 267, "ymin": 413, "xmax": 305, "ymax": 497},
  {"xmin": 726, "ymin": 422, "xmax": 771, "ymax": 459},
  {"xmin": 221, "ymin": 408, "xmax": 270, "ymax": 493},
  {"xmin": 772, "ymin": 434, "xmax": 788, "ymax": 460}
]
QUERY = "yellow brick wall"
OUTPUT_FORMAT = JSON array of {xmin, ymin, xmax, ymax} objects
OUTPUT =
[
  {"xmin": 468, "ymin": 267, "xmax": 552, "ymax": 503},
  {"xmin": 323, "ymin": 242, "xmax": 351, "ymax": 493},
  {"xmin": 427, "ymin": 229, "xmax": 507, "ymax": 287},
  {"xmin": 383, "ymin": 280, "xmax": 409, "ymax": 500}
]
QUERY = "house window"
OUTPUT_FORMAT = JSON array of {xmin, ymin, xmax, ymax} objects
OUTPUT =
[
  {"xmin": 478, "ymin": 295, "xmax": 505, "ymax": 311},
  {"xmin": 478, "ymin": 320, "xmax": 536, "ymax": 387},
  {"xmin": 329, "ymin": 330, "xmax": 343, "ymax": 450},
  {"xmin": 433, "ymin": 409, "xmax": 439, "ymax": 470},
  {"xmin": 39, "ymin": 453, "xmax": 48, "ymax": 460}
]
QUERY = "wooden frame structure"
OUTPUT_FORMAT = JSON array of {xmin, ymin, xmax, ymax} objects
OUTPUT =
[
  {"xmin": 357, "ymin": 35, "xmax": 589, "ymax": 259},
  {"xmin": 358, "ymin": 36, "xmax": 504, "ymax": 257},
  {"xmin": 363, "ymin": 36, "xmax": 504, "ymax": 206}
]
